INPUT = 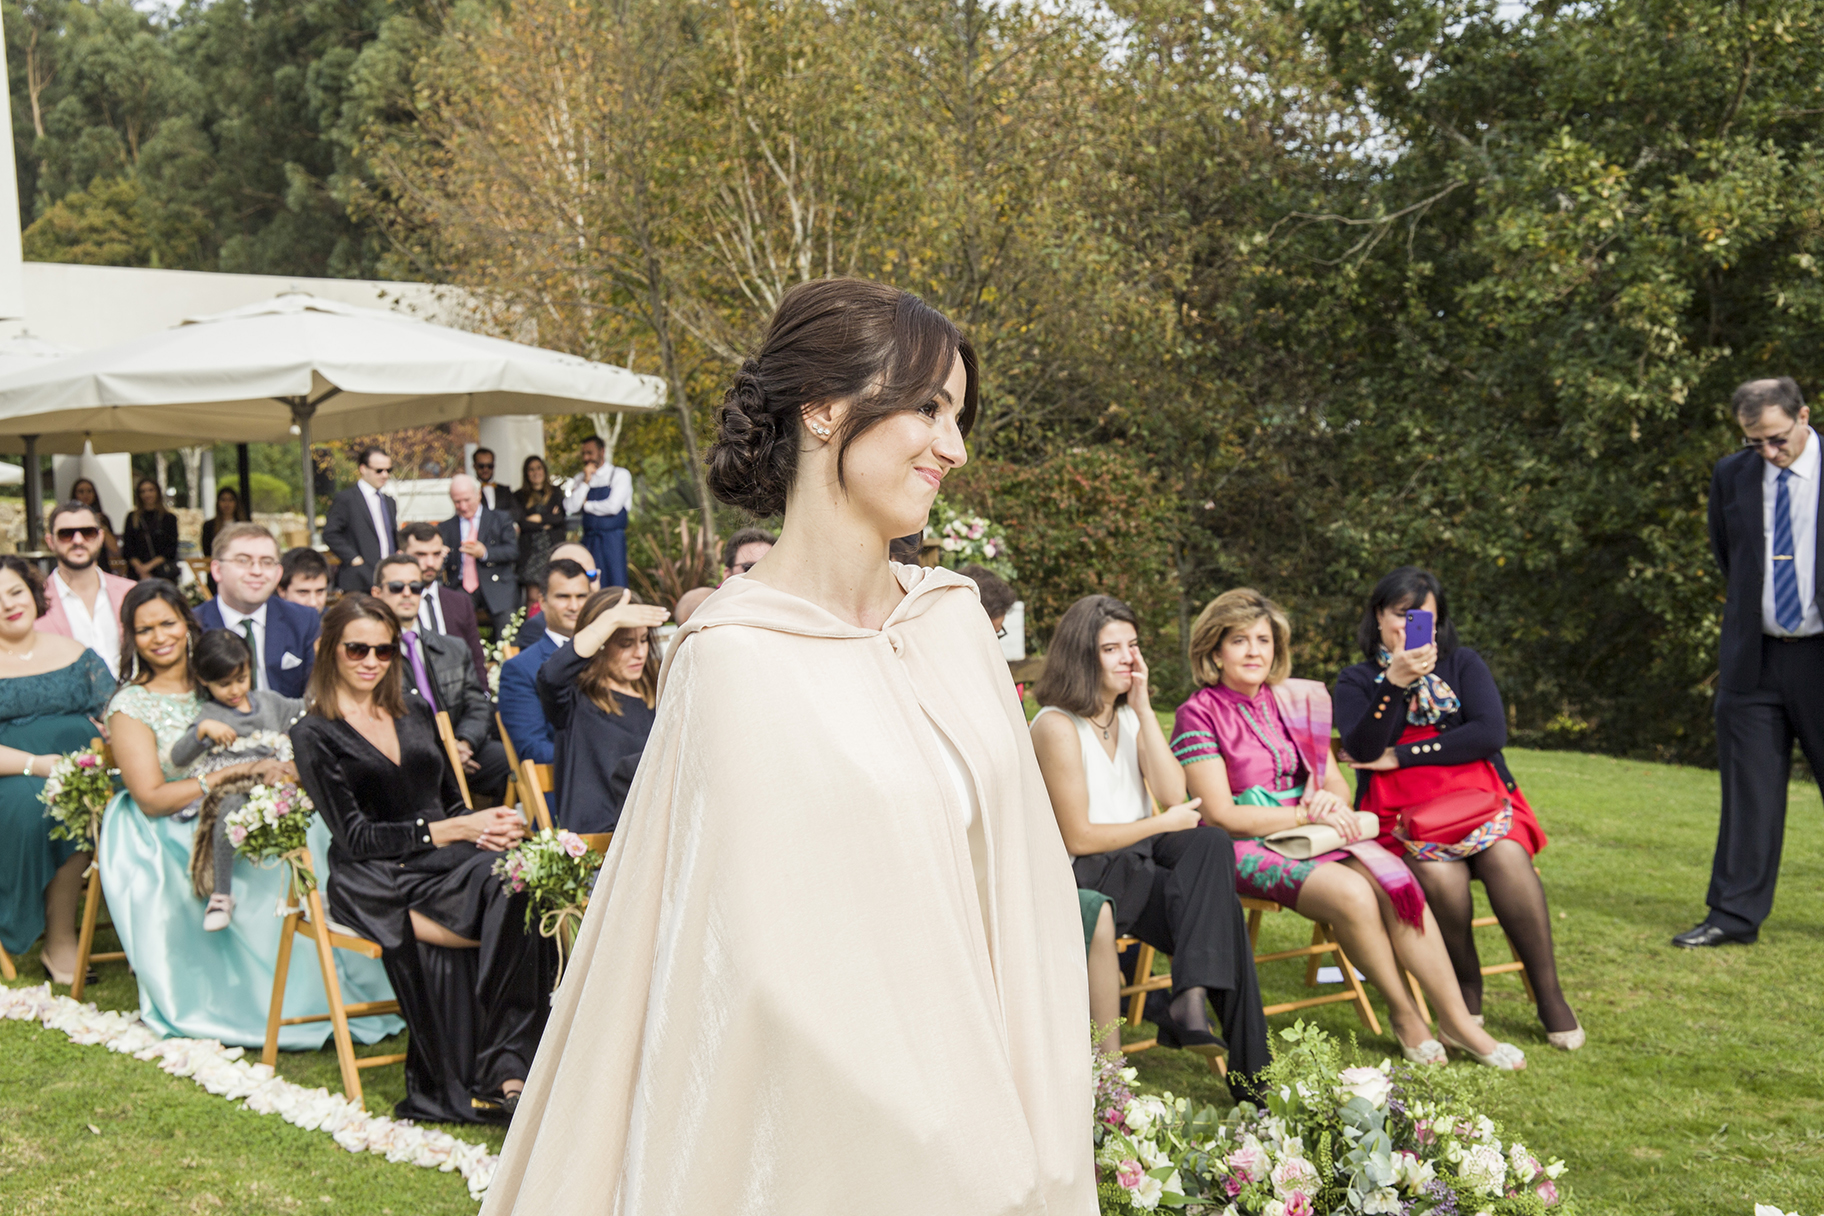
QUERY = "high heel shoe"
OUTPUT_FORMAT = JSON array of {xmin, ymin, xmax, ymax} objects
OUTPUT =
[
  {"xmin": 1400, "ymin": 1038, "xmax": 1447, "ymax": 1065},
  {"xmin": 1545, "ymin": 1024, "xmax": 1585, "ymax": 1051},
  {"xmin": 1438, "ymin": 1026, "xmax": 1526, "ymax": 1070}
]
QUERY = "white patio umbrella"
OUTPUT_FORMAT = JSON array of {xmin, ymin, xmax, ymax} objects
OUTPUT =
[{"xmin": 0, "ymin": 293, "xmax": 666, "ymax": 542}]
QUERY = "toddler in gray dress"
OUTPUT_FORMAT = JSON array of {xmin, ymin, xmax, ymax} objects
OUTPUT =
[{"xmin": 171, "ymin": 630, "xmax": 306, "ymax": 931}]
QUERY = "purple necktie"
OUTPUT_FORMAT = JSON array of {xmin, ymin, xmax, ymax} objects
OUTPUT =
[{"xmin": 404, "ymin": 631, "xmax": 437, "ymax": 709}]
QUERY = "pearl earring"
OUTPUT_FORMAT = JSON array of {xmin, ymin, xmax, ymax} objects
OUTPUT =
[{"xmin": 809, "ymin": 423, "xmax": 831, "ymax": 439}]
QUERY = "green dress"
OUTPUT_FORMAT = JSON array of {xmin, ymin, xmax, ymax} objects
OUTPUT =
[{"xmin": 0, "ymin": 650, "xmax": 114, "ymax": 955}]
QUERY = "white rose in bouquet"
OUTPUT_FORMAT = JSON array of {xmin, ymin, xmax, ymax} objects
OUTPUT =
[{"xmin": 1335, "ymin": 1063, "xmax": 1394, "ymax": 1108}]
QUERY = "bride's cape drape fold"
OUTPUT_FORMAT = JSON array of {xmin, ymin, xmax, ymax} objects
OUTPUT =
[{"xmin": 482, "ymin": 565, "xmax": 1095, "ymax": 1216}]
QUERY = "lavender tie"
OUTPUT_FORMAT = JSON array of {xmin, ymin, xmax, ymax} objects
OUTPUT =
[{"xmin": 404, "ymin": 630, "xmax": 437, "ymax": 709}]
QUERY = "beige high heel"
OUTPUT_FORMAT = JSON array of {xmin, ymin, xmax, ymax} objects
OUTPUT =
[
  {"xmin": 1438, "ymin": 1026, "xmax": 1526, "ymax": 1070},
  {"xmin": 1546, "ymin": 1024, "xmax": 1585, "ymax": 1051}
]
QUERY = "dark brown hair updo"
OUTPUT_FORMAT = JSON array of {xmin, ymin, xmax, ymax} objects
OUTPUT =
[{"xmin": 705, "ymin": 278, "xmax": 979, "ymax": 518}]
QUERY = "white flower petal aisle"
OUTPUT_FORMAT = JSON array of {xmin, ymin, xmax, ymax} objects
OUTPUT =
[{"xmin": 0, "ymin": 982, "xmax": 496, "ymax": 1201}]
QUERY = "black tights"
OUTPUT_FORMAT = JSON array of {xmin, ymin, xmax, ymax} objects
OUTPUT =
[{"xmin": 1410, "ymin": 840, "xmax": 1578, "ymax": 1033}]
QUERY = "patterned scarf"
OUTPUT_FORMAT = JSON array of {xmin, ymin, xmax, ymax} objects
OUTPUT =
[{"xmin": 1375, "ymin": 646, "xmax": 1460, "ymax": 726}]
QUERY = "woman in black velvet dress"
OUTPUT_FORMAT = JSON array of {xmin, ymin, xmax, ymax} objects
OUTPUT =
[
  {"xmin": 290, "ymin": 594, "xmax": 552, "ymax": 1123},
  {"xmin": 536, "ymin": 588, "xmax": 668, "ymax": 834}
]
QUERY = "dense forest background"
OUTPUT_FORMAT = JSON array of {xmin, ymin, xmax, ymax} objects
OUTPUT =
[{"xmin": 9, "ymin": 0, "xmax": 1823, "ymax": 764}]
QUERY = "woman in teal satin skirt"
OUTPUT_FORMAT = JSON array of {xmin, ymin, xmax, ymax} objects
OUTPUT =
[
  {"xmin": 98, "ymin": 579, "xmax": 400, "ymax": 1048},
  {"xmin": 0, "ymin": 557, "xmax": 115, "ymax": 982}
]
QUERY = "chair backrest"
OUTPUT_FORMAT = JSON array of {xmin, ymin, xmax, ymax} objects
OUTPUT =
[
  {"xmin": 519, "ymin": 758, "xmax": 555, "ymax": 832},
  {"xmin": 497, "ymin": 712, "xmax": 521, "ymax": 771},
  {"xmin": 502, "ymin": 644, "xmax": 519, "ymax": 661},
  {"xmin": 432, "ymin": 709, "xmax": 474, "ymax": 809}
]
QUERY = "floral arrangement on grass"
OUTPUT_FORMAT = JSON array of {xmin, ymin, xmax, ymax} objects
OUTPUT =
[
  {"xmin": 225, "ymin": 782, "xmax": 319, "ymax": 892},
  {"xmin": 39, "ymin": 746, "xmax": 119, "ymax": 853},
  {"xmin": 492, "ymin": 828, "xmax": 604, "ymax": 987},
  {"xmin": 1093, "ymin": 1022, "xmax": 1573, "ymax": 1215},
  {"xmin": 931, "ymin": 496, "xmax": 1016, "ymax": 579}
]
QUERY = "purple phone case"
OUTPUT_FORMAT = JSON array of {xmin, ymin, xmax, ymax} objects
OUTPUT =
[{"xmin": 1405, "ymin": 609, "xmax": 1434, "ymax": 650}]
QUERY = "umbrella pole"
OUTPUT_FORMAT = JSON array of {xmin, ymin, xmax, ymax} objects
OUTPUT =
[
  {"xmin": 291, "ymin": 399, "xmax": 319, "ymax": 548},
  {"xmin": 237, "ymin": 444, "xmax": 252, "ymax": 522},
  {"xmin": 21, "ymin": 435, "xmax": 40, "ymax": 553}
]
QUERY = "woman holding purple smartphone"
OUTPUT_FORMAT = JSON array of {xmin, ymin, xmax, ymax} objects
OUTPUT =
[{"xmin": 1335, "ymin": 566, "xmax": 1583, "ymax": 1050}]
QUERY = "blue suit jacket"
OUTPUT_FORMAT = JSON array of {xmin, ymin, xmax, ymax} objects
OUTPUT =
[
  {"xmin": 195, "ymin": 596, "xmax": 320, "ymax": 699},
  {"xmin": 499, "ymin": 631, "xmax": 561, "ymax": 765}
]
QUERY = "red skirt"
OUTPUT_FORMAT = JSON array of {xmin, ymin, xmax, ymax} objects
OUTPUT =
[{"xmin": 1360, "ymin": 724, "xmax": 1547, "ymax": 857}]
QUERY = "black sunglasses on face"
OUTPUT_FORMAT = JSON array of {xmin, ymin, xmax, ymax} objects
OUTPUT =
[
  {"xmin": 342, "ymin": 642, "xmax": 397, "ymax": 661},
  {"xmin": 55, "ymin": 527, "xmax": 100, "ymax": 543},
  {"xmin": 381, "ymin": 580, "xmax": 427, "ymax": 594}
]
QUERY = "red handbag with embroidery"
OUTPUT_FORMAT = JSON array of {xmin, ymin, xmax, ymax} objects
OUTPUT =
[{"xmin": 1393, "ymin": 788, "xmax": 1512, "ymax": 861}]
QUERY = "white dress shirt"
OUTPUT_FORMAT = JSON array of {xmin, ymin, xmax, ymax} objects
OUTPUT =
[
  {"xmin": 218, "ymin": 600, "xmax": 271, "ymax": 690},
  {"xmin": 1762, "ymin": 427, "xmax": 1823, "ymax": 637},
  {"xmin": 358, "ymin": 481, "xmax": 393, "ymax": 559},
  {"xmin": 562, "ymin": 466, "xmax": 633, "ymax": 516},
  {"xmin": 479, "ymin": 482, "xmax": 502, "ymax": 511},
  {"xmin": 419, "ymin": 583, "xmax": 447, "ymax": 635},
  {"xmin": 52, "ymin": 570, "xmax": 120, "ymax": 678}
]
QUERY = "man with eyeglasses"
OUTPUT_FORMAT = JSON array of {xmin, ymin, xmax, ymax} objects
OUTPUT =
[
  {"xmin": 195, "ymin": 523, "xmax": 320, "ymax": 698},
  {"xmin": 398, "ymin": 521, "xmax": 490, "ymax": 683},
  {"xmin": 35, "ymin": 500, "xmax": 137, "ymax": 678},
  {"xmin": 323, "ymin": 445, "xmax": 398, "ymax": 593},
  {"xmin": 371, "ymin": 553, "xmax": 510, "ymax": 802},
  {"xmin": 1677, "ymin": 376, "xmax": 1824, "ymax": 949}
]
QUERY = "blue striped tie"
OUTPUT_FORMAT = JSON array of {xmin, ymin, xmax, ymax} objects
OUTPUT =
[{"xmin": 1774, "ymin": 468, "xmax": 1804, "ymax": 632}]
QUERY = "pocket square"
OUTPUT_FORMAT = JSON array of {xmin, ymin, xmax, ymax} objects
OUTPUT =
[{"xmin": 280, "ymin": 652, "xmax": 303, "ymax": 670}]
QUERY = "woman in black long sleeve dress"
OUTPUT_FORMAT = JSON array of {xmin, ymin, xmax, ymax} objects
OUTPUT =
[
  {"xmin": 291, "ymin": 594, "xmax": 553, "ymax": 1123},
  {"xmin": 1336, "ymin": 566, "xmax": 1582, "ymax": 1049},
  {"xmin": 122, "ymin": 478, "xmax": 180, "ymax": 582},
  {"xmin": 536, "ymin": 588, "xmax": 669, "ymax": 834}
]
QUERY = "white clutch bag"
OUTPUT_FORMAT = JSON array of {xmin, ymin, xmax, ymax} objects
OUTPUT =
[{"xmin": 1262, "ymin": 811, "xmax": 1380, "ymax": 859}]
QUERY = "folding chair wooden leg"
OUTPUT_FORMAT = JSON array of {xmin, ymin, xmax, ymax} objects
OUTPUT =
[
  {"xmin": 1244, "ymin": 899, "xmax": 1381, "ymax": 1036},
  {"xmin": 434, "ymin": 710, "xmax": 474, "ymax": 810},
  {"xmin": 1404, "ymin": 971, "xmax": 1433, "ymax": 1027},
  {"xmin": 1113, "ymin": 938, "xmax": 1225, "ymax": 1076},
  {"xmin": 71, "ymin": 862, "xmax": 126, "ymax": 1002},
  {"xmin": 0, "ymin": 939, "xmax": 14, "ymax": 980},
  {"xmin": 1472, "ymin": 914, "xmax": 1535, "ymax": 1003}
]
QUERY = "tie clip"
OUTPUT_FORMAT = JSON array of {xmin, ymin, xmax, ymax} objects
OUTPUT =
[{"xmin": 1774, "ymin": 554, "xmax": 1795, "ymax": 561}]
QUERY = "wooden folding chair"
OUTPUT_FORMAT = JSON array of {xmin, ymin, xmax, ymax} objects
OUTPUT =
[
  {"xmin": 1471, "ymin": 914, "xmax": 1534, "ymax": 1001},
  {"xmin": 1114, "ymin": 938, "xmax": 1226, "ymax": 1076},
  {"xmin": 516, "ymin": 759, "xmax": 612, "ymax": 854},
  {"xmin": 72, "ymin": 738, "xmax": 128, "ymax": 1001},
  {"xmin": 433, "ymin": 710, "xmax": 474, "ymax": 809},
  {"xmin": 262, "ymin": 846, "xmax": 405, "ymax": 1105},
  {"xmin": 497, "ymin": 712, "xmax": 521, "ymax": 815},
  {"xmin": 1243, "ymin": 899, "xmax": 1382, "ymax": 1033},
  {"xmin": 0, "ymin": 939, "xmax": 15, "ymax": 980}
]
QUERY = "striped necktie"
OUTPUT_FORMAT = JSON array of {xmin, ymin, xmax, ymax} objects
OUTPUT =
[{"xmin": 1774, "ymin": 468, "xmax": 1804, "ymax": 632}]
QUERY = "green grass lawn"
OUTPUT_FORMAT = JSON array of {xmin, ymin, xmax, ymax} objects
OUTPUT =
[{"xmin": 4, "ymin": 748, "xmax": 1821, "ymax": 1214}]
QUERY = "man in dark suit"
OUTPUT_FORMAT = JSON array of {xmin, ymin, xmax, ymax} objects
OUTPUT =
[
  {"xmin": 195, "ymin": 523, "xmax": 319, "ymax": 699},
  {"xmin": 399, "ymin": 521, "xmax": 490, "ymax": 683},
  {"xmin": 322, "ymin": 446, "xmax": 398, "ymax": 593},
  {"xmin": 372, "ymin": 555, "xmax": 510, "ymax": 802},
  {"xmin": 511, "ymin": 541, "xmax": 601, "ymax": 649},
  {"xmin": 1677, "ymin": 376, "xmax": 1824, "ymax": 948},
  {"xmin": 440, "ymin": 474, "xmax": 519, "ymax": 628},
  {"xmin": 497, "ymin": 559, "xmax": 593, "ymax": 771}
]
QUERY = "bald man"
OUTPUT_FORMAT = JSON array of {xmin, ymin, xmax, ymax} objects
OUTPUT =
[
  {"xmin": 439, "ymin": 473, "xmax": 520, "ymax": 626},
  {"xmin": 515, "ymin": 541, "xmax": 603, "ymax": 648}
]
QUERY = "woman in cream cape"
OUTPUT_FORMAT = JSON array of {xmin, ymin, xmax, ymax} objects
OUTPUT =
[{"xmin": 483, "ymin": 279, "xmax": 1095, "ymax": 1216}]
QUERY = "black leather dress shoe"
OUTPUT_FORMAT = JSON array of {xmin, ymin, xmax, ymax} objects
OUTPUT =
[{"xmin": 1671, "ymin": 922, "xmax": 1757, "ymax": 949}]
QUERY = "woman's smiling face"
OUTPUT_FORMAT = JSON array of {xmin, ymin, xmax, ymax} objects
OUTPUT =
[{"xmin": 133, "ymin": 597, "xmax": 190, "ymax": 673}]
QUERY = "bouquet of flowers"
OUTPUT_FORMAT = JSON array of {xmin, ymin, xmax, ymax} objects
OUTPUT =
[
  {"xmin": 224, "ymin": 782, "xmax": 319, "ymax": 892},
  {"xmin": 39, "ymin": 747, "xmax": 118, "ymax": 853},
  {"xmin": 1093, "ymin": 1021, "xmax": 1573, "ymax": 1214},
  {"xmin": 930, "ymin": 496, "xmax": 1015, "ymax": 579},
  {"xmin": 486, "ymin": 607, "xmax": 527, "ymax": 666},
  {"xmin": 493, "ymin": 829, "xmax": 604, "ymax": 988}
]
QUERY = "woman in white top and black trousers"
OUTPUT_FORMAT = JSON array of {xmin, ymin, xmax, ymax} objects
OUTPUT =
[{"xmin": 1031, "ymin": 593, "xmax": 1268, "ymax": 1095}]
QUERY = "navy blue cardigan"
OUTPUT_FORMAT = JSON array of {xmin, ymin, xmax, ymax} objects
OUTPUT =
[{"xmin": 1334, "ymin": 646, "xmax": 1519, "ymax": 808}]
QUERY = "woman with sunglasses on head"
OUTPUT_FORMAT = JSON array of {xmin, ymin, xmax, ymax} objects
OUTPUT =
[
  {"xmin": 1336, "ymin": 567, "xmax": 1581, "ymax": 1049},
  {"xmin": 513, "ymin": 455, "xmax": 566, "ymax": 594},
  {"xmin": 291, "ymin": 594, "xmax": 551, "ymax": 1124},
  {"xmin": 98, "ymin": 581, "xmax": 400, "ymax": 1045}
]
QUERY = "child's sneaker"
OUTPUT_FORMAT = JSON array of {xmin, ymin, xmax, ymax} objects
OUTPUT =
[{"xmin": 203, "ymin": 893, "xmax": 234, "ymax": 932}]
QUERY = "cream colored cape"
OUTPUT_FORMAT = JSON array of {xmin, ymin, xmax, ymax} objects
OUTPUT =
[{"xmin": 481, "ymin": 565, "xmax": 1095, "ymax": 1216}]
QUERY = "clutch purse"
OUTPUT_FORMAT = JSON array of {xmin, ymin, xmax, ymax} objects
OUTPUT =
[
  {"xmin": 1263, "ymin": 812, "xmax": 1380, "ymax": 859},
  {"xmin": 1394, "ymin": 789, "xmax": 1512, "ymax": 861}
]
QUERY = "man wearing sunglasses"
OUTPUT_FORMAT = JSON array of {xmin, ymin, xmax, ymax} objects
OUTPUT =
[
  {"xmin": 1678, "ymin": 376, "xmax": 1824, "ymax": 949},
  {"xmin": 371, "ymin": 554, "xmax": 510, "ymax": 802},
  {"xmin": 399, "ymin": 521, "xmax": 490, "ymax": 683},
  {"xmin": 35, "ymin": 501, "xmax": 137, "ymax": 678},
  {"xmin": 323, "ymin": 446, "xmax": 398, "ymax": 593},
  {"xmin": 195, "ymin": 522, "xmax": 320, "ymax": 699}
]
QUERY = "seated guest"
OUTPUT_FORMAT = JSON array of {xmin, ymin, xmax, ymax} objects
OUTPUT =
[
  {"xmin": 513, "ymin": 542, "xmax": 599, "ymax": 648},
  {"xmin": 69, "ymin": 477, "xmax": 123, "ymax": 574},
  {"xmin": 1028, "ymin": 593, "xmax": 1267, "ymax": 1098},
  {"xmin": 1081, "ymin": 891, "xmax": 1122, "ymax": 1056},
  {"xmin": 99, "ymin": 581, "xmax": 398, "ymax": 1045},
  {"xmin": 1337, "ymin": 567, "xmax": 1582, "ymax": 1049},
  {"xmin": 723, "ymin": 527, "xmax": 776, "ymax": 580},
  {"xmin": 1175, "ymin": 588, "xmax": 1524, "ymax": 1069},
  {"xmin": 122, "ymin": 477, "xmax": 179, "ymax": 582},
  {"xmin": 537, "ymin": 589, "xmax": 669, "ymax": 833},
  {"xmin": 439, "ymin": 474, "xmax": 519, "ymax": 631},
  {"xmin": 195, "ymin": 523, "xmax": 318, "ymax": 698},
  {"xmin": 277, "ymin": 547, "xmax": 331, "ymax": 613},
  {"xmin": 37, "ymin": 499, "xmax": 137, "ymax": 679},
  {"xmin": 498, "ymin": 559, "xmax": 593, "ymax": 771},
  {"xmin": 370, "ymin": 554, "xmax": 511, "ymax": 803},
  {"xmin": 0, "ymin": 557, "xmax": 113, "ymax": 984},
  {"xmin": 292, "ymin": 595, "xmax": 548, "ymax": 1122},
  {"xmin": 399, "ymin": 522, "xmax": 489, "ymax": 683},
  {"xmin": 672, "ymin": 586, "xmax": 714, "ymax": 627}
]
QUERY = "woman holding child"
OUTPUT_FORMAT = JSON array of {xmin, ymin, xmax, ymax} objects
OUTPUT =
[
  {"xmin": 98, "ymin": 580, "xmax": 399, "ymax": 1046},
  {"xmin": 1173, "ymin": 587, "xmax": 1525, "ymax": 1069},
  {"xmin": 291, "ymin": 594, "xmax": 552, "ymax": 1124}
]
